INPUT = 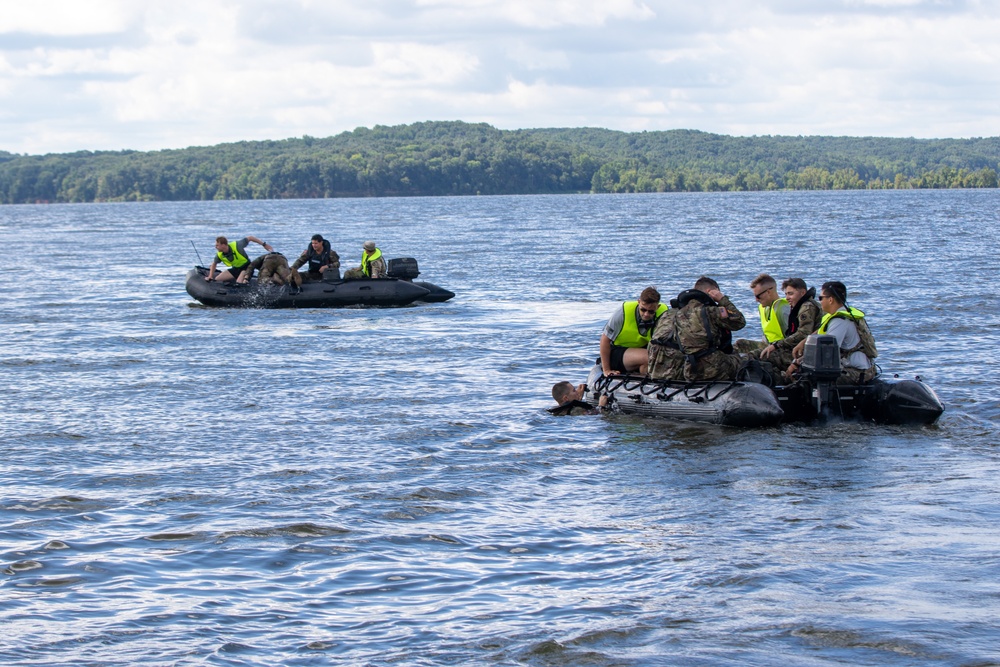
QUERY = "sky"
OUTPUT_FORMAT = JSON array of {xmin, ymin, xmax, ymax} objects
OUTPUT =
[{"xmin": 2, "ymin": 0, "xmax": 999, "ymax": 154}]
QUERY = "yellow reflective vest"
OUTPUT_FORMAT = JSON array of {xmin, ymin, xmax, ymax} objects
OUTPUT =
[
  {"xmin": 361, "ymin": 248, "xmax": 382, "ymax": 277},
  {"xmin": 817, "ymin": 306, "xmax": 865, "ymax": 335},
  {"xmin": 612, "ymin": 301, "xmax": 668, "ymax": 348},
  {"xmin": 217, "ymin": 241, "xmax": 249, "ymax": 268},
  {"xmin": 758, "ymin": 298, "xmax": 789, "ymax": 343}
]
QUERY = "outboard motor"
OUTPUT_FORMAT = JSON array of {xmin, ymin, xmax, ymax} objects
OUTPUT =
[
  {"xmin": 799, "ymin": 334, "xmax": 842, "ymax": 418},
  {"xmin": 387, "ymin": 257, "xmax": 420, "ymax": 280}
]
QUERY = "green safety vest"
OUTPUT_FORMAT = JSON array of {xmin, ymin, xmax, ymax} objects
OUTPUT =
[
  {"xmin": 612, "ymin": 301, "xmax": 668, "ymax": 348},
  {"xmin": 817, "ymin": 306, "xmax": 865, "ymax": 334},
  {"xmin": 758, "ymin": 298, "xmax": 789, "ymax": 343},
  {"xmin": 361, "ymin": 248, "xmax": 382, "ymax": 277},
  {"xmin": 216, "ymin": 241, "xmax": 249, "ymax": 269}
]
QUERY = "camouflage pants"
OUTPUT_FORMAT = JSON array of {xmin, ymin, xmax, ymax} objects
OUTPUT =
[
  {"xmin": 291, "ymin": 270, "xmax": 321, "ymax": 286},
  {"xmin": 343, "ymin": 268, "xmax": 365, "ymax": 279},
  {"xmin": 648, "ymin": 343, "xmax": 685, "ymax": 381},
  {"xmin": 734, "ymin": 339, "xmax": 767, "ymax": 355},
  {"xmin": 839, "ymin": 365, "xmax": 877, "ymax": 385},
  {"xmin": 259, "ymin": 255, "xmax": 291, "ymax": 285},
  {"xmin": 684, "ymin": 350, "xmax": 742, "ymax": 382}
]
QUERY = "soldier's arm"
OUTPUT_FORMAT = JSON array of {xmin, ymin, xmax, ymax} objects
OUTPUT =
[
  {"xmin": 290, "ymin": 250, "xmax": 307, "ymax": 271},
  {"xmin": 718, "ymin": 296, "xmax": 747, "ymax": 331},
  {"xmin": 778, "ymin": 304, "xmax": 819, "ymax": 350}
]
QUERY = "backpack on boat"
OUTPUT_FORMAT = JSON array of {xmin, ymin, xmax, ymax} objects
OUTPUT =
[
  {"xmin": 855, "ymin": 316, "xmax": 878, "ymax": 359},
  {"xmin": 736, "ymin": 356, "xmax": 774, "ymax": 387}
]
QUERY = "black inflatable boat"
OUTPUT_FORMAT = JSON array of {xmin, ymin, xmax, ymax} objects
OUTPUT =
[
  {"xmin": 185, "ymin": 257, "xmax": 454, "ymax": 308},
  {"xmin": 579, "ymin": 335, "xmax": 944, "ymax": 427},
  {"xmin": 583, "ymin": 365, "xmax": 786, "ymax": 427}
]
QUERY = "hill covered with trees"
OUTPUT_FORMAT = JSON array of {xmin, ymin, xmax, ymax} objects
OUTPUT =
[{"xmin": 2, "ymin": 121, "xmax": 999, "ymax": 204}]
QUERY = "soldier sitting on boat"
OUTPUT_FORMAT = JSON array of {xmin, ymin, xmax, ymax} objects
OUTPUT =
[
  {"xmin": 647, "ymin": 276, "xmax": 747, "ymax": 382},
  {"xmin": 344, "ymin": 241, "xmax": 386, "ymax": 279},
  {"xmin": 290, "ymin": 234, "xmax": 340, "ymax": 287}
]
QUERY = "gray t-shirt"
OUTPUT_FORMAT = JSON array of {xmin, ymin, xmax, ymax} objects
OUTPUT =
[{"xmin": 825, "ymin": 311, "xmax": 871, "ymax": 369}]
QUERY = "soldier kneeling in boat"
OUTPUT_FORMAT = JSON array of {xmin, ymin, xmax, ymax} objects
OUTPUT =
[{"xmin": 237, "ymin": 252, "xmax": 292, "ymax": 286}]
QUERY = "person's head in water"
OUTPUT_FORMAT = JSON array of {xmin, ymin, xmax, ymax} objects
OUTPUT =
[{"xmin": 551, "ymin": 381, "xmax": 585, "ymax": 405}]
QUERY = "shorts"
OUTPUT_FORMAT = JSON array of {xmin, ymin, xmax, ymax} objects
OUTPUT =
[{"xmin": 609, "ymin": 345, "xmax": 630, "ymax": 373}]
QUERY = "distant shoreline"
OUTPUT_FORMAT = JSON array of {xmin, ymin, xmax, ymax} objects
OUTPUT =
[{"xmin": 3, "ymin": 121, "xmax": 998, "ymax": 204}]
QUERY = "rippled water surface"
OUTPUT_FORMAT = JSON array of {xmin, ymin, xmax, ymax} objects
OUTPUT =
[{"xmin": 2, "ymin": 191, "xmax": 999, "ymax": 666}]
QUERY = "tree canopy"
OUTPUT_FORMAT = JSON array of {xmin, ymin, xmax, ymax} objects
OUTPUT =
[{"xmin": 2, "ymin": 121, "xmax": 999, "ymax": 204}]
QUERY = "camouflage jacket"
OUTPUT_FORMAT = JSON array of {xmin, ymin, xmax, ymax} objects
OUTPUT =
[{"xmin": 776, "ymin": 299, "xmax": 821, "ymax": 351}]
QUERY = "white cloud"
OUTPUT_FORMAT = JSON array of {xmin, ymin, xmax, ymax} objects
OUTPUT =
[
  {"xmin": 0, "ymin": 0, "xmax": 137, "ymax": 35},
  {"xmin": 1, "ymin": 0, "xmax": 999, "ymax": 153}
]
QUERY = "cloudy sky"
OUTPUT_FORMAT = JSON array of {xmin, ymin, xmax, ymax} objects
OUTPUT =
[{"xmin": 2, "ymin": 0, "xmax": 998, "ymax": 154}]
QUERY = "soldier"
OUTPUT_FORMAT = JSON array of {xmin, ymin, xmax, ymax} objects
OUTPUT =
[
  {"xmin": 789, "ymin": 281, "xmax": 877, "ymax": 384},
  {"xmin": 206, "ymin": 235, "xmax": 272, "ymax": 282},
  {"xmin": 599, "ymin": 286, "xmax": 668, "ymax": 376},
  {"xmin": 290, "ymin": 234, "xmax": 340, "ymax": 287},
  {"xmin": 237, "ymin": 252, "xmax": 292, "ymax": 286},
  {"xmin": 735, "ymin": 273, "xmax": 789, "ymax": 355},
  {"xmin": 763, "ymin": 278, "xmax": 822, "ymax": 379},
  {"xmin": 549, "ymin": 381, "xmax": 600, "ymax": 416},
  {"xmin": 648, "ymin": 276, "xmax": 747, "ymax": 382},
  {"xmin": 344, "ymin": 241, "xmax": 386, "ymax": 279}
]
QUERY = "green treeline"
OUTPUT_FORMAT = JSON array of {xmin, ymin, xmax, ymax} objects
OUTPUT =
[{"xmin": 2, "ymin": 121, "xmax": 1000, "ymax": 204}]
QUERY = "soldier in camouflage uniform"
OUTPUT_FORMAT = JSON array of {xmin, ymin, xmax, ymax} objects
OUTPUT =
[
  {"xmin": 763, "ymin": 278, "xmax": 822, "ymax": 380},
  {"xmin": 648, "ymin": 276, "xmax": 747, "ymax": 382},
  {"xmin": 237, "ymin": 252, "xmax": 292, "ymax": 286}
]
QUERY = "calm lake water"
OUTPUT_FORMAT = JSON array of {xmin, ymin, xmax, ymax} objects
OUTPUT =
[{"xmin": 2, "ymin": 191, "xmax": 999, "ymax": 666}]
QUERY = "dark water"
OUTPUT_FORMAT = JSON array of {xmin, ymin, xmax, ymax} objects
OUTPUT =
[{"xmin": 2, "ymin": 191, "xmax": 999, "ymax": 666}]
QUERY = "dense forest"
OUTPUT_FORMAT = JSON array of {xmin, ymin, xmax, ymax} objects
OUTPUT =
[{"xmin": 2, "ymin": 121, "xmax": 999, "ymax": 204}]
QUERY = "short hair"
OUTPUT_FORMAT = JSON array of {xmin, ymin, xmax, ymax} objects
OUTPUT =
[
  {"xmin": 781, "ymin": 277, "xmax": 808, "ymax": 291},
  {"xmin": 749, "ymin": 273, "xmax": 776, "ymax": 289},
  {"xmin": 311, "ymin": 234, "xmax": 324, "ymax": 242},
  {"xmin": 639, "ymin": 286, "xmax": 660, "ymax": 304},
  {"xmin": 694, "ymin": 275, "xmax": 719, "ymax": 292},
  {"xmin": 552, "ymin": 381, "xmax": 575, "ymax": 404},
  {"xmin": 820, "ymin": 281, "xmax": 848, "ymax": 305},
  {"xmin": 216, "ymin": 236, "xmax": 228, "ymax": 245}
]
